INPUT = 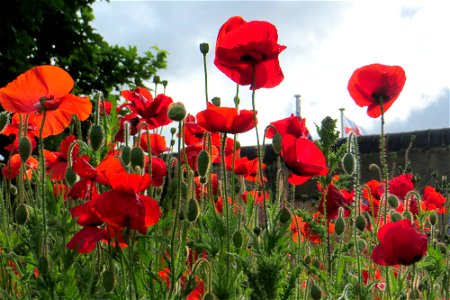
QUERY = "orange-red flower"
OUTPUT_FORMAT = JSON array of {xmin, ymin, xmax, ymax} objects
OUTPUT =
[
  {"xmin": 421, "ymin": 186, "xmax": 446, "ymax": 214},
  {"xmin": 347, "ymin": 64, "xmax": 406, "ymax": 118},
  {"xmin": 281, "ymin": 134, "xmax": 328, "ymax": 185},
  {"xmin": 196, "ymin": 105, "xmax": 256, "ymax": 134},
  {"xmin": 139, "ymin": 133, "xmax": 169, "ymax": 155},
  {"xmin": 265, "ymin": 114, "xmax": 311, "ymax": 139},
  {"xmin": 44, "ymin": 135, "xmax": 79, "ymax": 181},
  {"xmin": 1, "ymin": 153, "xmax": 38, "ymax": 180},
  {"xmin": 372, "ymin": 219, "xmax": 427, "ymax": 266},
  {"xmin": 0, "ymin": 65, "xmax": 92, "ymax": 137},
  {"xmin": 318, "ymin": 183, "xmax": 354, "ymax": 220},
  {"xmin": 214, "ymin": 16, "xmax": 286, "ymax": 89}
]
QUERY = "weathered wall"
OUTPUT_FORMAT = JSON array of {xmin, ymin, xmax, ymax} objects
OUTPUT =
[{"xmin": 240, "ymin": 128, "xmax": 450, "ymax": 201}]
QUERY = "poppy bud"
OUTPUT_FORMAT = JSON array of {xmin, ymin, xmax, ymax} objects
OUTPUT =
[
  {"xmin": 15, "ymin": 203, "xmax": 29, "ymax": 225},
  {"xmin": 272, "ymin": 133, "xmax": 282, "ymax": 155},
  {"xmin": 310, "ymin": 283, "xmax": 322, "ymax": 300},
  {"xmin": 187, "ymin": 198, "xmax": 200, "ymax": 222},
  {"xmin": 89, "ymin": 124, "xmax": 105, "ymax": 152},
  {"xmin": 102, "ymin": 269, "xmax": 116, "ymax": 292},
  {"xmin": 0, "ymin": 111, "xmax": 9, "ymax": 133},
  {"xmin": 334, "ymin": 217, "xmax": 345, "ymax": 236},
  {"xmin": 199, "ymin": 42, "xmax": 209, "ymax": 54},
  {"xmin": 355, "ymin": 215, "xmax": 366, "ymax": 232},
  {"xmin": 130, "ymin": 147, "xmax": 145, "ymax": 169},
  {"xmin": 390, "ymin": 211, "xmax": 402, "ymax": 222},
  {"xmin": 211, "ymin": 97, "xmax": 221, "ymax": 107},
  {"xmin": 170, "ymin": 127, "xmax": 177, "ymax": 135},
  {"xmin": 304, "ymin": 255, "xmax": 312, "ymax": 265},
  {"xmin": 278, "ymin": 207, "xmax": 291, "ymax": 224},
  {"xmin": 253, "ymin": 226, "xmax": 261, "ymax": 236},
  {"xmin": 368, "ymin": 163, "xmax": 380, "ymax": 172},
  {"xmin": 153, "ymin": 75, "xmax": 160, "ymax": 84},
  {"xmin": 162, "ymin": 80, "xmax": 168, "ymax": 88},
  {"xmin": 357, "ymin": 239, "xmax": 367, "ymax": 251},
  {"xmin": 65, "ymin": 166, "xmax": 77, "ymax": 187},
  {"xmin": 203, "ymin": 292, "xmax": 218, "ymax": 300},
  {"xmin": 341, "ymin": 152, "xmax": 355, "ymax": 175},
  {"xmin": 197, "ymin": 151, "xmax": 210, "ymax": 177},
  {"xmin": 233, "ymin": 96, "xmax": 240, "ymax": 107},
  {"xmin": 121, "ymin": 145, "xmax": 131, "ymax": 167},
  {"xmin": 402, "ymin": 211, "xmax": 413, "ymax": 220},
  {"xmin": 168, "ymin": 102, "xmax": 186, "ymax": 121},
  {"xmin": 170, "ymin": 139, "xmax": 175, "ymax": 147},
  {"xmin": 387, "ymin": 194, "xmax": 399, "ymax": 208},
  {"xmin": 232, "ymin": 231, "xmax": 243, "ymax": 248},
  {"xmin": 38, "ymin": 256, "xmax": 49, "ymax": 275},
  {"xmin": 429, "ymin": 212, "xmax": 437, "ymax": 226},
  {"xmin": 18, "ymin": 136, "xmax": 32, "ymax": 163}
]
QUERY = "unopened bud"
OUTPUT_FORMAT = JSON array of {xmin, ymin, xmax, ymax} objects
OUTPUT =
[
  {"xmin": 153, "ymin": 75, "xmax": 160, "ymax": 84},
  {"xmin": 357, "ymin": 239, "xmax": 367, "ymax": 251},
  {"xmin": 355, "ymin": 215, "xmax": 366, "ymax": 232},
  {"xmin": 18, "ymin": 136, "xmax": 32, "ymax": 163},
  {"xmin": 187, "ymin": 198, "xmax": 200, "ymax": 222},
  {"xmin": 272, "ymin": 133, "xmax": 282, "ymax": 155},
  {"xmin": 304, "ymin": 255, "xmax": 312, "ymax": 265},
  {"xmin": 203, "ymin": 292, "xmax": 218, "ymax": 300},
  {"xmin": 121, "ymin": 145, "xmax": 131, "ymax": 167},
  {"xmin": 168, "ymin": 102, "xmax": 186, "ymax": 121},
  {"xmin": 211, "ymin": 97, "xmax": 221, "ymax": 107},
  {"xmin": 162, "ymin": 80, "xmax": 168, "ymax": 88},
  {"xmin": 15, "ymin": 203, "xmax": 29, "ymax": 225},
  {"xmin": 436, "ymin": 242, "xmax": 447, "ymax": 255},
  {"xmin": 232, "ymin": 231, "xmax": 243, "ymax": 248},
  {"xmin": 0, "ymin": 111, "xmax": 9, "ymax": 132},
  {"xmin": 387, "ymin": 194, "xmax": 399, "ymax": 208},
  {"xmin": 253, "ymin": 226, "xmax": 261, "ymax": 236},
  {"xmin": 278, "ymin": 207, "xmax": 291, "ymax": 224},
  {"xmin": 130, "ymin": 146, "xmax": 145, "ymax": 169},
  {"xmin": 429, "ymin": 212, "xmax": 438, "ymax": 226},
  {"xmin": 65, "ymin": 166, "xmax": 77, "ymax": 187},
  {"xmin": 233, "ymin": 96, "xmax": 240, "ymax": 107},
  {"xmin": 390, "ymin": 211, "xmax": 403, "ymax": 222},
  {"xmin": 197, "ymin": 150, "xmax": 210, "ymax": 177},
  {"xmin": 369, "ymin": 163, "xmax": 380, "ymax": 173},
  {"xmin": 170, "ymin": 127, "xmax": 177, "ymax": 135},
  {"xmin": 341, "ymin": 152, "xmax": 355, "ymax": 175},
  {"xmin": 334, "ymin": 217, "xmax": 345, "ymax": 236},
  {"xmin": 310, "ymin": 283, "xmax": 322, "ymax": 300},
  {"xmin": 402, "ymin": 211, "xmax": 413, "ymax": 220},
  {"xmin": 199, "ymin": 42, "xmax": 209, "ymax": 54},
  {"xmin": 102, "ymin": 269, "xmax": 116, "ymax": 292},
  {"xmin": 199, "ymin": 176, "xmax": 207, "ymax": 185},
  {"xmin": 89, "ymin": 125, "xmax": 105, "ymax": 152}
]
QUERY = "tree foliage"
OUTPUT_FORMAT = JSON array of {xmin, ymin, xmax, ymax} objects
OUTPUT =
[{"xmin": 0, "ymin": 0, "xmax": 168, "ymax": 96}]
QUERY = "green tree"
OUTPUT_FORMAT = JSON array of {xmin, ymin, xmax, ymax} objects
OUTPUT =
[{"xmin": 0, "ymin": 0, "xmax": 167, "ymax": 96}]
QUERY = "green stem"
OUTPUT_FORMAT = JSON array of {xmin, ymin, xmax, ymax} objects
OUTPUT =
[
  {"xmin": 379, "ymin": 98, "xmax": 388, "ymax": 225},
  {"xmin": 203, "ymin": 53, "xmax": 209, "ymax": 106},
  {"xmin": 38, "ymin": 107, "xmax": 48, "ymax": 255}
]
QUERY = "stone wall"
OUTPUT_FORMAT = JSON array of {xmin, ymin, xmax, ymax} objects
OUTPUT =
[{"xmin": 240, "ymin": 128, "xmax": 450, "ymax": 202}]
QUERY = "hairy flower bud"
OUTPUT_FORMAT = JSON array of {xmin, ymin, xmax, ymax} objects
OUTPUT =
[
  {"xmin": 211, "ymin": 97, "xmax": 221, "ymax": 107},
  {"xmin": 187, "ymin": 198, "xmax": 200, "ymax": 222},
  {"xmin": 341, "ymin": 152, "xmax": 355, "ymax": 175},
  {"xmin": 168, "ymin": 102, "xmax": 186, "ymax": 121},
  {"xmin": 390, "ymin": 211, "xmax": 403, "ymax": 222},
  {"xmin": 121, "ymin": 145, "xmax": 131, "ymax": 167},
  {"xmin": 102, "ymin": 269, "xmax": 116, "ymax": 292},
  {"xmin": 18, "ymin": 136, "xmax": 32, "ymax": 163},
  {"xmin": 0, "ymin": 111, "xmax": 9, "ymax": 133},
  {"xmin": 15, "ymin": 203, "xmax": 29, "ymax": 225},
  {"xmin": 310, "ymin": 283, "xmax": 322, "ymax": 300},
  {"xmin": 65, "ymin": 166, "xmax": 77, "ymax": 187},
  {"xmin": 232, "ymin": 231, "xmax": 243, "ymax": 248},
  {"xmin": 89, "ymin": 124, "xmax": 105, "ymax": 152},
  {"xmin": 355, "ymin": 215, "xmax": 366, "ymax": 232},
  {"xmin": 387, "ymin": 194, "xmax": 399, "ymax": 208},
  {"xmin": 334, "ymin": 217, "xmax": 345, "ymax": 236},
  {"xmin": 272, "ymin": 133, "xmax": 282, "ymax": 155},
  {"xmin": 197, "ymin": 150, "xmax": 210, "ymax": 177},
  {"xmin": 278, "ymin": 207, "xmax": 291, "ymax": 224},
  {"xmin": 130, "ymin": 146, "xmax": 145, "ymax": 169},
  {"xmin": 429, "ymin": 211, "xmax": 438, "ymax": 226}
]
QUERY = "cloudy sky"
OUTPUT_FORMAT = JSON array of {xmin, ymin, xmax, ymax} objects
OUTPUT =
[{"xmin": 92, "ymin": 1, "xmax": 450, "ymax": 146}]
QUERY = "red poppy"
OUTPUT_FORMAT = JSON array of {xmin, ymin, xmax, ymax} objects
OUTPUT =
[
  {"xmin": 281, "ymin": 134, "xmax": 328, "ymax": 185},
  {"xmin": 146, "ymin": 156, "xmax": 167, "ymax": 187},
  {"xmin": 361, "ymin": 179, "xmax": 382, "ymax": 217},
  {"xmin": 214, "ymin": 16, "xmax": 286, "ymax": 89},
  {"xmin": 265, "ymin": 114, "xmax": 311, "ymax": 139},
  {"xmin": 0, "ymin": 65, "xmax": 92, "ymax": 137},
  {"xmin": 196, "ymin": 105, "xmax": 256, "ymax": 134},
  {"xmin": 347, "ymin": 64, "xmax": 406, "ymax": 118},
  {"xmin": 90, "ymin": 172, "xmax": 161, "ymax": 234},
  {"xmin": 1, "ymin": 153, "xmax": 39, "ymax": 180},
  {"xmin": 1, "ymin": 113, "xmax": 38, "ymax": 153},
  {"xmin": 44, "ymin": 135, "xmax": 79, "ymax": 181},
  {"xmin": 181, "ymin": 142, "xmax": 219, "ymax": 172},
  {"xmin": 139, "ymin": 133, "xmax": 169, "ymax": 155},
  {"xmin": 194, "ymin": 174, "xmax": 219, "ymax": 199},
  {"xmin": 242, "ymin": 190, "xmax": 269, "ymax": 205},
  {"xmin": 290, "ymin": 215, "xmax": 321, "ymax": 244},
  {"xmin": 421, "ymin": 186, "xmax": 446, "ymax": 214},
  {"xmin": 232, "ymin": 155, "xmax": 266, "ymax": 182},
  {"xmin": 318, "ymin": 183, "xmax": 354, "ymax": 220},
  {"xmin": 387, "ymin": 173, "xmax": 414, "ymax": 200},
  {"xmin": 121, "ymin": 87, "xmax": 173, "ymax": 129},
  {"xmin": 66, "ymin": 226, "xmax": 108, "ymax": 254},
  {"xmin": 372, "ymin": 219, "xmax": 427, "ymax": 266}
]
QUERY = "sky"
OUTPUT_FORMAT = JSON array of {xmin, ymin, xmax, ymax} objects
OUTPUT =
[{"xmin": 92, "ymin": 0, "xmax": 450, "ymax": 146}]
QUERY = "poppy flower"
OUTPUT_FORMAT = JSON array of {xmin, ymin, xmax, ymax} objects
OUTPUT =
[
  {"xmin": 90, "ymin": 172, "xmax": 161, "ymax": 234},
  {"xmin": 1, "ymin": 113, "xmax": 38, "ymax": 153},
  {"xmin": 421, "ymin": 186, "xmax": 446, "ymax": 214},
  {"xmin": 121, "ymin": 87, "xmax": 173, "ymax": 129},
  {"xmin": 196, "ymin": 105, "xmax": 256, "ymax": 134},
  {"xmin": 139, "ymin": 133, "xmax": 169, "ymax": 155},
  {"xmin": 347, "ymin": 64, "xmax": 406, "ymax": 118},
  {"xmin": 146, "ymin": 156, "xmax": 167, "ymax": 187},
  {"xmin": 1, "ymin": 153, "xmax": 39, "ymax": 180},
  {"xmin": 181, "ymin": 142, "xmax": 219, "ymax": 172},
  {"xmin": 194, "ymin": 174, "xmax": 219, "ymax": 199},
  {"xmin": 0, "ymin": 65, "xmax": 92, "ymax": 137},
  {"xmin": 183, "ymin": 113, "xmax": 221, "ymax": 146},
  {"xmin": 44, "ymin": 135, "xmax": 79, "ymax": 181},
  {"xmin": 214, "ymin": 16, "xmax": 286, "ymax": 89},
  {"xmin": 290, "ymin": 215, "xmax": 322, "ymax": 244},
  {"xmin": 372, "ymin": 219, "xmax": 428, "ymax": 266},
  {"xmin": 242, "ymin": 190, "xmax": 269, "ymax": 205},
  {"xmin": 318, "ymin": 183, "xmax": 354, "ymax": 220},
  {"xmin": 265, "ymin": 114, "xmax": 311, "ymax": 139},
  {"xmin": 281, "ymin": 134, "xmax": 328, "ymax": 185},
  {"xmin": 387, "ymin": 173, "xmax": 414, "ymax": 200},
  {"xmin": 361, "ymin": 179, "xmax": 382, "ymax": 217},
  {"xmin": 232, "ymin": 155, "xmax": 266, "ymax": 183},
  {"xmin": 66, "ymin": 226, "xmax": 108, "ymax": 254}
]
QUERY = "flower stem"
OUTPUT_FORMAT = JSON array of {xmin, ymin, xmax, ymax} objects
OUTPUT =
[
  {"xmin": 379, "ymin": 98, "xmax": 388, "ymax": 225},
  {"xmin": 203, "ymin": 53, "xmax": 209, "ymax": 107},
  {"xmin": 38, "ymin": 107, "xmax": 48, "ymax": 255}
]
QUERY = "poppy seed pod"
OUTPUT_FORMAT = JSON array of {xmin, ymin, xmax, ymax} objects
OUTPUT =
[
  {"xmin": 170, "ymin": 127, "xmax": 177, "ymax": 135},
  {"xmin": 232, "ymin": 231, "xmax": 243, "ymax": 248},
  {"xmin": 211, "ymin": 97, "xmax": 221, "ymax": 107},
  {"xmin": 162, "ymin": 80, "xmax": 168, "ymax": 88},
  {"xmin": 310, "ymin": 283, "xmax": 322, "ymax": 300},
  {"xmin": 355, "ymin": 215, "xmax": 366, "ymax": 232},
  {"xmin": 65, "ymin": 166, "xmax": 77, "ymax": 187},
  {"xmin": 334, "ymin": 217, "xmax": 345, "ymax": 236},
  {"xmin": 121, "ymin": 145, "xmax": 131, "ymax": 166},
  {"xmin": 197, "ymin": 150, "xmax": 210, "ymax": 177},
  {"xmin": 187, "ymin": 198, "xmax": 200, "ymax": 222},
  {"xmin": 89, "ymin": 124, "xmax": 105, "ymax": 152},
  {"xmin": 18, "ymin": 136, "xmax": 32, "ymax": 163},
  {"xmin": 153, "ymin": 75, "xmax": 160, "ymax": 84},
  {"xmin": 0, "ymin": 111, "xmax": 9, "ymax": 132},
  {"xmin": 130, "ymin": 146, "xmax": 145, "ymax": 169},
  {"xmin": 272, "ymin": 133, "xmax": 282, "ymax": 155},
  {"xmin": 341, "ymin": 152, "xmax": 355, "ymax": 175},
  {"xmin": 15, "ymin": 203, "xmax": 29, "ymax": 225},
  {"xmin": 102, "ymin": 269, "xmax": 116, "ymax": 292},
  {"xmin": 429, "ymin": 211, "xmax": 437, "ymax": 226},
  {"xmin": 168, "ymin": 102, "xmax": 186, "ymax": 121},
  {"xmin": 199, "ymin": 42, "xmax": 209, "ymax": 54}
]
